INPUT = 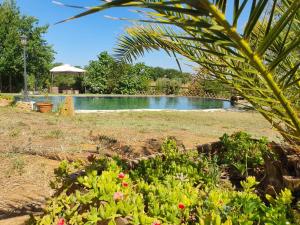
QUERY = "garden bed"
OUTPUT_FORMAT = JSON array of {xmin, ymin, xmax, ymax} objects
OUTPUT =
[{"xmin": 28, "ymin": 134, "xmax": 300, "ymax": 225}]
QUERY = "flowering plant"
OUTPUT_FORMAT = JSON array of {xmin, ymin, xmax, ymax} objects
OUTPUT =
[{"xmin": 29, "ymin": 138, "xmax": 295, "ymax": 225}]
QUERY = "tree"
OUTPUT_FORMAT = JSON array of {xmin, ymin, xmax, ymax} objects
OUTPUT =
[
  {"xmin": 147, "ymin": 66, "xmax": 192, "ymax": 83},
  {"xmin": 186, "ymin": 67, "xmax": 231, "ymax": 97},
  {"xmin": 83, "ymin": 52, "xmax": 113, "ymax": 93},
  {"xmin": 84, "ymin": 52, "xmax": 150, "ymax": 94},
  {"xmin": 156, "ymin": 78, "xmax": 181, "ymax": 95},
  {"xmin": 62, "ymin": 0, "xmax": 300, "ymax": 144},
  {"xmin": 0, "ymin": 0, "xmax": 54, "ymax": 92}
]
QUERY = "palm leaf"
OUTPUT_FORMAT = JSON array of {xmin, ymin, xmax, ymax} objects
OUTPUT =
[{"xmin": 57, "ymin": 0, "xmax": 300, "ymax": 144}]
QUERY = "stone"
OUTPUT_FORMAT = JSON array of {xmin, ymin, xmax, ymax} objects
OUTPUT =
[
  {"xmin": 59, "ymin": 96, "xmax": 75, "ymax": 116},
  {"xmin": 283, "ymin": 176, "xmax": 300, "ymax": 191},
  {"xmin": 115, "ymin": 217, "xmax": 130, "ymax": 225},
  {"xmin": 0, "ymin": 99, "xmax": 13, "ymax": 107},
  {"xmin": 286, "ymin": 155, "xmax": 300, "ymax": 176},
  {"xmin": 15, "ymin": 101, "xmax": 34, "ymax": 111}
]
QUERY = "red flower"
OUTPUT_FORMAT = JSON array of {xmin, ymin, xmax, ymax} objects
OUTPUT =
[
  {"xmin": 178, "ymin": 202, "xmax": 185, "ymax": 209},
  {"xmin": 58, "ymin": 218, "xmax": 65, "ymax": 225},
  {"xmin": 118, "ymin": 172, "xmax": 125, "ymax": 179},
  {"xmin": 152, "ymin": 221, "xmax": 160, "ymax": 225},
  {"xmin": 122, "ymin": 182, "xmax": 128, "ymax": 187}
]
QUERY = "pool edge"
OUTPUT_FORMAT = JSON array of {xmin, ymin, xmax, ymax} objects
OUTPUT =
[{"xmin": 75, "ymin": 108, "xmax": 241, "ymax": 113}]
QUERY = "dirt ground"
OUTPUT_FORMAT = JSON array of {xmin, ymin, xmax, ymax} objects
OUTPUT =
[{"xmin": 0, "ymin": 107, "xmax": 281, "ymax": 224}]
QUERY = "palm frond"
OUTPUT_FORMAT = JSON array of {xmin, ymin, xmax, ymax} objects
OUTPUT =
[{"xmin": 58, "ymin": 0, "xmax": 300, "ymax": 144}]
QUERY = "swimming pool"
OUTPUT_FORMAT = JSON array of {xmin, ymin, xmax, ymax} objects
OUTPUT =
[{"xmin": 20, "ymin": 96, "xmax": 232, "ymax": 111}]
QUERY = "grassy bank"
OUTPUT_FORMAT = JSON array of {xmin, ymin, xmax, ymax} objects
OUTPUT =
[{"xmin": 0, "ymin": 107, "xmax": 280, "ymax": 154}]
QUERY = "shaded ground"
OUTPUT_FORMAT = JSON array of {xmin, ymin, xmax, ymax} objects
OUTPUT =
[{"xmin": 0, "ymin": 107, "xmax": 281, "ymax": 223}]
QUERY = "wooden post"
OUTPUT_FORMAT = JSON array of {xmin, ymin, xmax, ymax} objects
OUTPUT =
[{"xmin": 51, "ymin": 72, "xmax": 54, "ymax": 93}]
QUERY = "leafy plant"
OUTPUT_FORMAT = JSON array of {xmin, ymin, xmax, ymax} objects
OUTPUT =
[
  {"xmin": 58, "ymin": 0, "xmax": 300, "ymax": 144},
  {"xmin": 130, "ymin": 138, "xmax": 220, "ymax": 186},
  {"xmin": 219, "ymin": 131, "xmax": 269, "ymax": 176},
  {"xmin": 29, "ymin": 139, "xmax": 296, "ymax": 225},
  {"xmin": 28, "ymin": 74, "xmax": 36, "ymax": 92}
]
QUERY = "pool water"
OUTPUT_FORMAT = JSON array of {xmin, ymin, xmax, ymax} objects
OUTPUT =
[{"xmin": 21, "ymin": 96, "xmax": 232, "ymax": 111}]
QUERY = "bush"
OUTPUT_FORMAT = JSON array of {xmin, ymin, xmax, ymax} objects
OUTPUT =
[
  {"xmin": 219, "ymin": 132, "xmax": 270, "ymax": 176},
  {"xmin": 156, "ymin": 78, "xmax": 181, "ymax": 95},
  {"xmin": 29, "ymin": 138, "xmax": 295, "ymax": 225}
]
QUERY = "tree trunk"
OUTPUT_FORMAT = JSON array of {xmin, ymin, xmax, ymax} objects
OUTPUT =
[
  {"xmin": 0, "ymin": 73, "xmax": 2, "ymax": 93},
  {"xmin": 9, "ymin": 75, "xmax": 12, "ymax": 93}
]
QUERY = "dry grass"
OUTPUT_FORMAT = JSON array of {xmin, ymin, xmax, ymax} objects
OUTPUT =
[{"xmin": 0, "ymin": 107, "xmax": 281, "ymax": 155}]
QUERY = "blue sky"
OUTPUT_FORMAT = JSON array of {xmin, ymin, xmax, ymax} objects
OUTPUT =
[
  {"xmin": 11, "ymin": 0, "xmax": 193, "ymax": 71},
  {"xmin": 7, "ymin": 0, "xmax": 253, "ymax": 72}
]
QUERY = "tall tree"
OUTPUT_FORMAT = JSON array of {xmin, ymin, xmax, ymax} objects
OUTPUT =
[{"xmin": 0, "ymin": 0, "xmax": 54, "ymax": 92}]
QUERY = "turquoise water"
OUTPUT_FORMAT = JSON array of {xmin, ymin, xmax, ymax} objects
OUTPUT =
[{"xmin": 20, "ymin": 96, "xmax": 232, "ymax": 111}]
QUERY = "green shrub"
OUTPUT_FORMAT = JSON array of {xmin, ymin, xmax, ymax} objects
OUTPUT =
[
  {"xmin": 29, "ymin": 138, "xmax": 295, "ymax": 225},
  {"xmin": 156, "ymin": 78, "xmax": 181, "ymax": 95},
  {"xmin": 219, "ymin": 131, "xmax": 269, "ymax": 176}
]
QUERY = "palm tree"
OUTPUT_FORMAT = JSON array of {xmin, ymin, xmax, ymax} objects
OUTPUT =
[{"xmin": 59, "ymin": 0, "xmax": 300, "ymax": 144}]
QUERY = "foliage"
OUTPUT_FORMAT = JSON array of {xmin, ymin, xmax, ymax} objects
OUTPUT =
[
  {"xmin": 147, "ymin": 67, "xmax": 191, "ymax": 83},
  {"xmin": 129, "ymin": 138, "xmax": 220, "ymax": 186},
  {"xmin": 83, "ymin": 51, "xmax": 192, "ymax": 95},
  {"xmin": 155, "ymin": 78, "xmax": 181, "ymax": 95},
  {"xmin": 186, "ymin": 68, "xmax": 231, "ymax": 98},
  {"xmin": 27, "ymin": 74, "xmax": 36, "ymax": 91},
  {"xmin": 29, "ymin": 138, "xmax": 295, "ymax": 225},
  {"xmin": 53, "ymin": 74, "xmax": 83, "ymax": 92},
  {"xmin": 219, "ymin": 131, "xmax": 269, "ymax": 176},
  {"xmin": 60, "ymin": 0, "xmax": 300, "ymax": 144},
  {"xmin": 0, "ymin": 0, "xmax": 54, "ymax": 93},
  {"xmin": 84, "ymin": 52, "xmax": 151, "ymax": 94}
]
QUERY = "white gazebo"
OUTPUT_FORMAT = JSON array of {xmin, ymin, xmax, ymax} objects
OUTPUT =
[{"xmin": 50, "ymin": 64, "xmax": 86, "ymax": 93}]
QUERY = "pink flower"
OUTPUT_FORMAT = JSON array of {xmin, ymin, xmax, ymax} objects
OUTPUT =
[
  {"xmin": 152, "ymin": 221, "xmax": 160, "ymax": 225},
  {"xmin": 58, "ymin": 218, "xmax": 65, "ymax": 225},
  {"xmin": 122, "ymin": 182, "xmax": 128, "ymax": 187},
  {"xmin": 118, "ymin": 172, "xmax": 125, "ymax": 179},
  {"xmin": 178, "ymin": 202, "xmax": 185, "ymax": 209},
  {"xmin": 113, "ymin": 192, "xmax": 124, "ymax": 201}
]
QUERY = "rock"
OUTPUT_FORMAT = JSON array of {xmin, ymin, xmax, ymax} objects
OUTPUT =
[
  {"xmin": 97, "ymin": 217, "xmax": 130, "ymax": 225},
  {"xmin": 15, "ymin": 101, "xmax": 34, "ymax": 111},
  {"xmin": 287, "ymin": 155, "xmax": 300, "ymax": 176},
  {"xmin": 283, "ymin": 176, "xmax": 300, "ymax": 191},
  {"xmin": 59, "ymin": 96, "xmax": 74, "ymax": 116},
  {"xmin": 197, "ymin": 141, "xmax": 221, "ymax": 157},
  {"xmin": 115, "ymin": 217, "xmax": 130, "ymax": 225},
  {"xmin": 265, "ymin": 184, "xmax": 278, "ymax": 196},
  {"xmin": 0, "ymin": 99, "xmax": 13, "ymax": 107}
]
